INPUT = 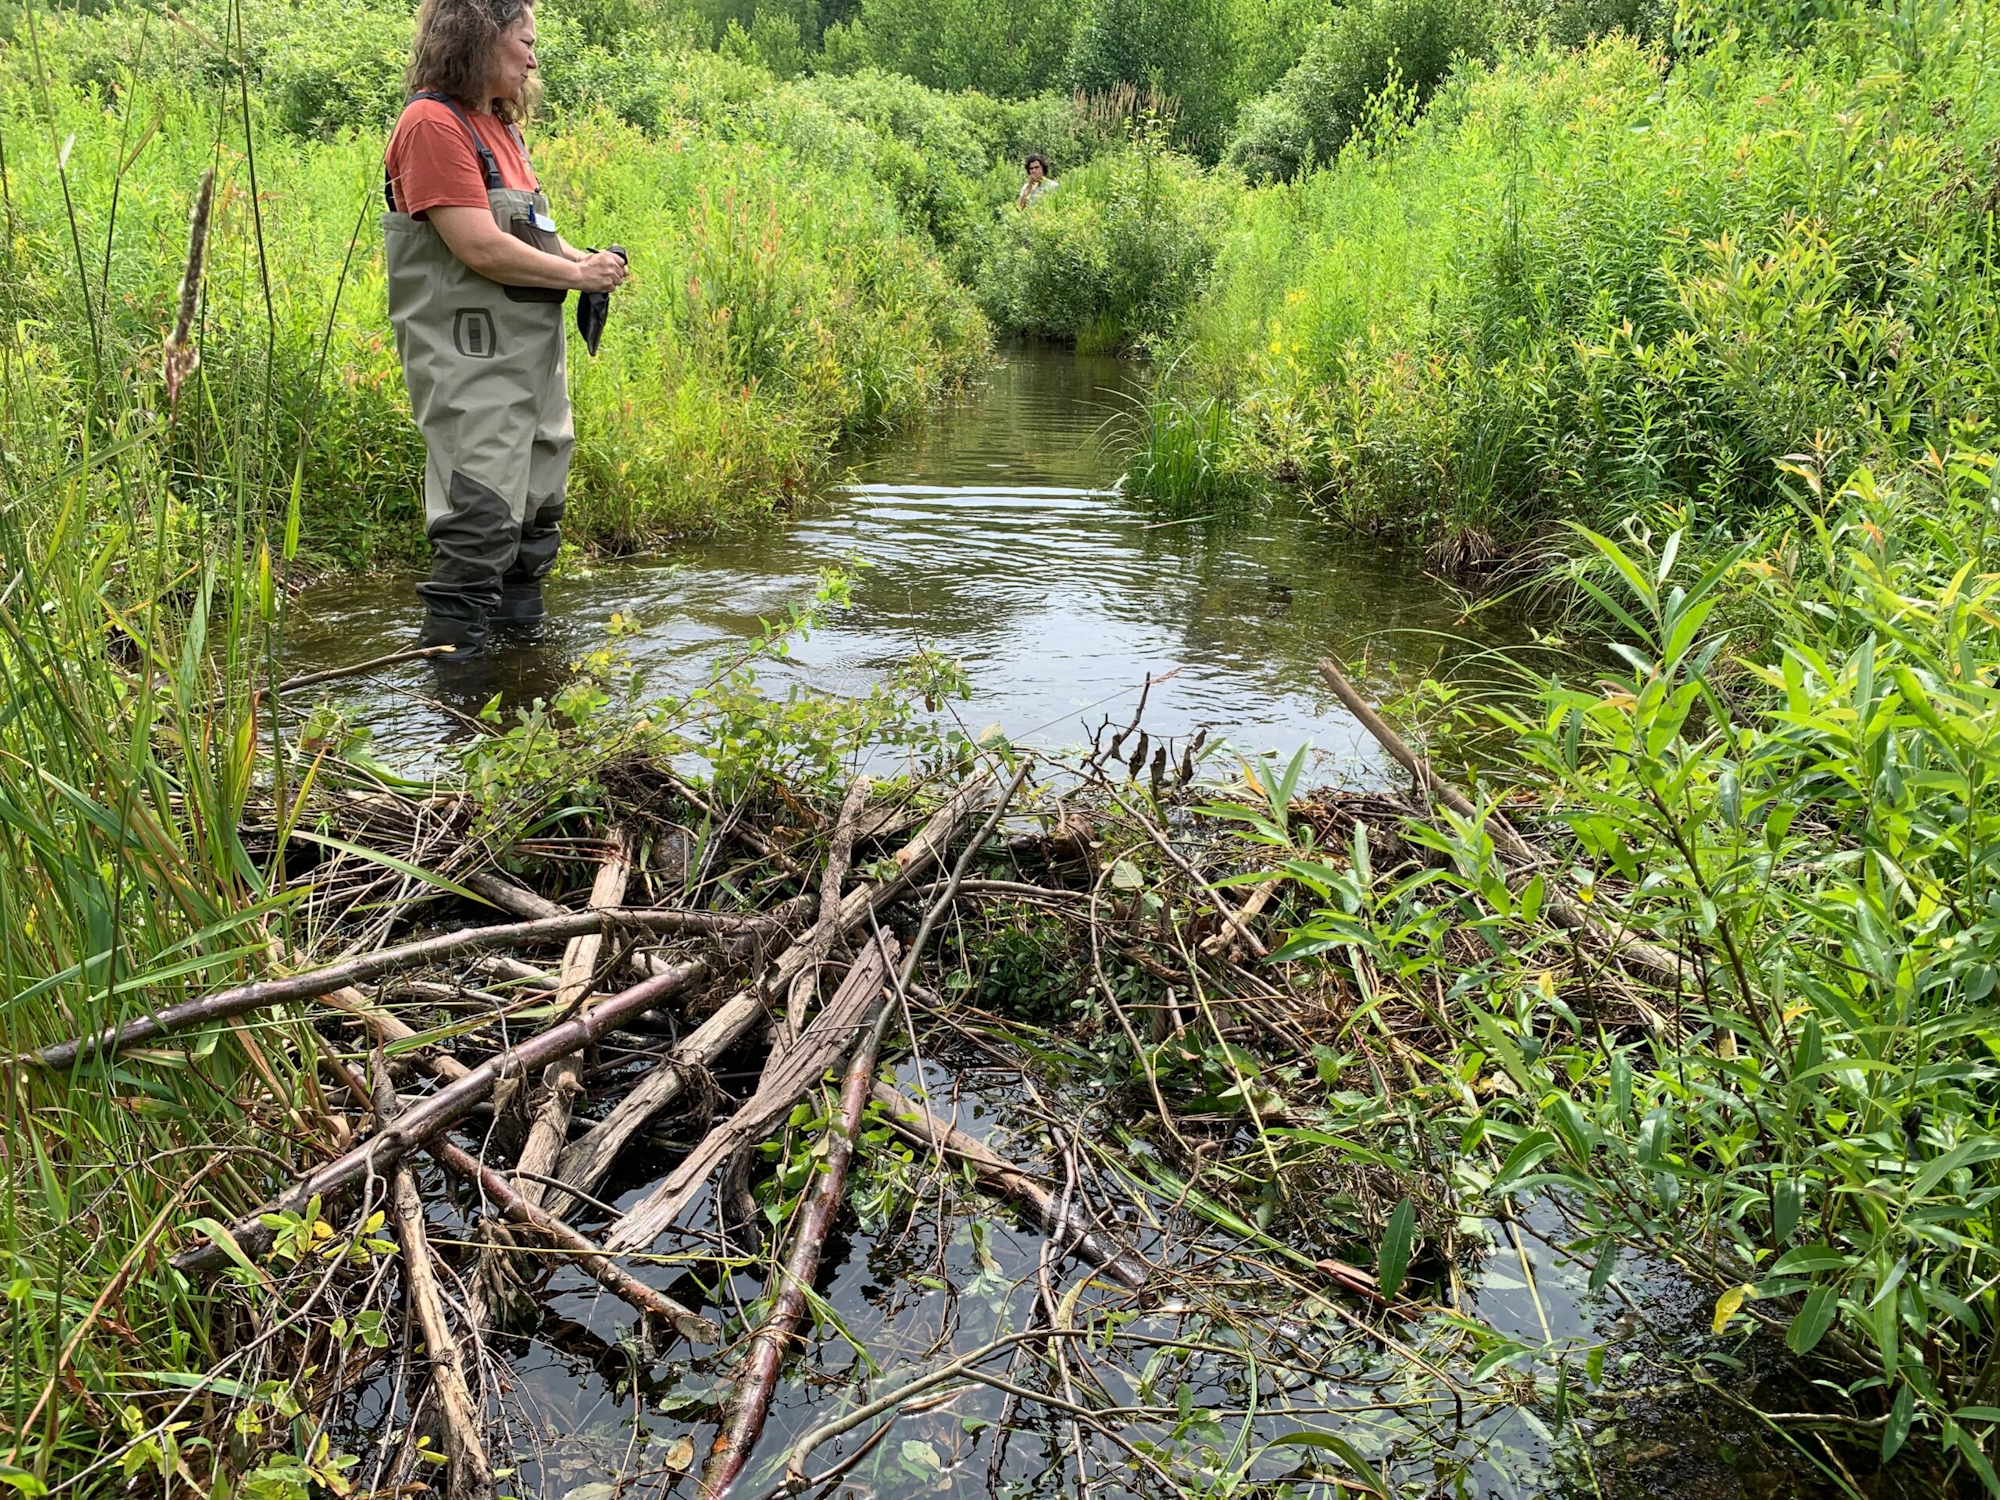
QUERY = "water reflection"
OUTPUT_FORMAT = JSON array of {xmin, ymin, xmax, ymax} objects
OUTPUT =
[{"xmin": 284, "ymin": 346, "xmax": 1528, "ymax": 770}]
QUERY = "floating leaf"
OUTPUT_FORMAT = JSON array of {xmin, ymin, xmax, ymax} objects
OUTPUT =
[{"xmin": 663, "ymin": 1436, "xmax": 695, "ymax": 1473}]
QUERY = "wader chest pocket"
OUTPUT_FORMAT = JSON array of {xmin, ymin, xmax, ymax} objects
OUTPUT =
[
  {"xmin": 504, "ymin": 214, "xmax": 568, "ymax": 304},
  {"xmin": 453, "ymin": 308, "xmax": 498, "ymax": 358}
]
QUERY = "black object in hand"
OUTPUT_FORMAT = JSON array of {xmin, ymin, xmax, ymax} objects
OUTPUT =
[{"xmin": 576, "ymin": 245, "xmax": 628, "ymax": 357}]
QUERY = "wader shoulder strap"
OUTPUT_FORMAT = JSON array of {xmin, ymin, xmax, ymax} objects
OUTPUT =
[{"xmin": 384, "ymin": 91, "xmax": 505, "ymax": 211}]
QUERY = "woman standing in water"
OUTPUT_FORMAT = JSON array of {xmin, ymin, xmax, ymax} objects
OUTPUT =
[{"xmin": 382, "ymin": 0, "xmax": 629, "ymax": 656}]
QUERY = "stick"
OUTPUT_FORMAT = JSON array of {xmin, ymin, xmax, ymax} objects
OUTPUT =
[
  {"xmin": 1200, "ymin": 877, "xmax": 1278, "ymax": 960},
  {"xmin": 869, "ymin": 1084, "xmax": 1150, "ymax": 1291},
  {"xmin": 424, "ymin": 1139, "xmax": 720, "ymax": 1345},
  {"xmin": 753, "ymin": 1329, "xmax": 1098, "ymax": 1500},
  {"xmin": 169, "ymin": 955, "xmax": 710, "ymax": 1275},
  {"xmin": 462, "ymin": 868, "xmax": 563, "ymax": 921},
  {"xmin": 1316, "ymin": 656, "xmax": 1682, "ymax": 989},
  {"xmin": 547, "ymin": 780, "xmax": 990, "ymax": 1213},
  {"xmin": 210, "ymin": 646, "xmax": 455, "ymax": 713},
  {"xmin": 702, "ymin": 995, "xmax": 897, "ymax": 1498},
  {"xmin": 37, "ymin": 907, "xmax": 742, "ymax": 1067},
  {"xmin": 514, "ymin": 830, "xmax": 631, "ymax": 1213},
  {"xmin": 785, "ymin": 774, "xmax": 871, "ymax": 1039},
  {"xmin": 603, "ymin": 935, "xmax": 897, "ymax": 1253},
  {"xmin": 375, "ymin": 1059, "xmax": 496, "ymax": 1500}
]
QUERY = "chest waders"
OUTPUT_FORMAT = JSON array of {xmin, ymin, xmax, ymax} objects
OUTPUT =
[{"xmin": 383, "ymin": 94, "xmax": 573, "ymax": 650}]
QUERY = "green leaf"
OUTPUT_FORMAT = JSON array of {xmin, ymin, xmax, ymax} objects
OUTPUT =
[
  {"xmin": 1786, "ymin": 1285, "xmax": 1839, "ymax": 1355},
  {"xmin": 1773, "ymin": 1177, "xmax": 1805, "ymax": 1246},
  {"xmin": 1489, "ymin": 1130, "xmax": 1558, "ymax": 1196},
  {"xmin": 1770, "ymin": 1244, "xmax": 1848, "ymax": 1276},
  {"xmin": 1908, "ymin": 1141, "xmax": 2000, "ymax": 1200},
  {"xmin": 1589, "ymin": 1238, "xmax": 1618, "ymax": 1292},
  {"xmin": 0, "ymin": 1464, "xmax": 48, "ymax": 1497},
  {"xmin": 1259, "ymin": 1431, "xmax": 1389, "ymax": 1495},
  {"xmin": 1377, "ymin": 1198, "xmax": 1415, "ymax": 1302},
  {"xmin": 1882, "ymin": 1383, "xmax": 1916, "ymax": 1462}
]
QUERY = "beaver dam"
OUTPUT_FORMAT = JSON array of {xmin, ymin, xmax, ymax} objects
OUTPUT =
[{"xmin": 19, "ymin": 629, "xmax": 1853, "ymax": 1500}]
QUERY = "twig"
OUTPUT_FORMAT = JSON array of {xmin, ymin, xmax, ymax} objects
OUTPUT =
[
  {"xmin": 868, "ymin": 1084, "xmax": 1150, "ymax": 1290},
  {"xmin": 751, "ymin": 1329, "xmax": 1100, "ymax": 1500},
  {"xmin": 374, "ymin": 1057, "xmax": 496, "ymax": 1500},
  {"xmin": 38, "ymin": 907, "xmax": 738, "ymax": 1067},
  {"xmin": 785, "ymin": 774, "xmax": 871, "ymax": 1040},
  {"xmin": 170, "ymin": 955, "xmax": 710, "ymax": 1274},
  {"xmin": 216, "ymin": 645, "xmax": 454, "ymax": 711},
  {"xmin": 424, "ymin": 1138, "xmax": 719, "ymax": 1344},
  {"xmin": 701, "ymin": 990, "xmax": 899, "ymax": 1497},
  {"xmin": 1317, "ymin": 656, "xmax": 1681, "ymax": 989},
  {"xmin": 511, "ymin": 831, "xmax": 631, "ymax": 1223}
]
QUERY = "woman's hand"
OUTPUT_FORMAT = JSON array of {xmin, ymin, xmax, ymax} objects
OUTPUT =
[
  {"xmin": 572, "ymin": 249, "xmax": 630, "ymax": 292},
  {"xmin": 431, "ymin": 205, "xmax": 619, "ymax": 291}
]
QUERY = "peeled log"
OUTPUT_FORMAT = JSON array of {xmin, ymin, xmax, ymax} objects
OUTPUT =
[{"xmin": 543, "ymin": 781, "xmax": 990, "ymax": 1219}]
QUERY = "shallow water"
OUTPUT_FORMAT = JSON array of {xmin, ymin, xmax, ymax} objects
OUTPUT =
[{"xmin": 284, "ymin": 347, "xmax": 1526, "ymax": 771}]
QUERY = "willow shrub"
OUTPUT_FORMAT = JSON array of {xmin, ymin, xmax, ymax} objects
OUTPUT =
[
  {"xmin": 2, "ymin": 12, "xmax": 987, "ymax": 568},
  {"xmin": 970, "ymin": 134, "xmax": 1235, "ymax": 350},
  {"xmin": 1186, "ymin": 7, "xmax": 2000, "ymax": 560},
  {"xmin": 1267, "ymin": 451, "xmax": 2000, "ymax": 1479}
]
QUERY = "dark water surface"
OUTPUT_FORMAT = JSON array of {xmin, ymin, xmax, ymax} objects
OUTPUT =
[{"xmin": 285, "ymin": 347, "xmax": 1524, "ymax": 769}]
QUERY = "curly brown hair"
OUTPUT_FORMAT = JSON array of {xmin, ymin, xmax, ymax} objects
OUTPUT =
[{"xmin": 403, "ymin": 0, "xmax": 539, "ymax": 123}]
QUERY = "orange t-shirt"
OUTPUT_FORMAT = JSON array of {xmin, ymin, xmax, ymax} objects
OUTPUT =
[{"xmin": 385, "ymin": 98, "xmax": 539, "ymax": 218}]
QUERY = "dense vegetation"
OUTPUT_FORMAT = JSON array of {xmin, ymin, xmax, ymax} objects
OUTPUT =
[{"xmin": 10, "ymin": 0, "xmax": 2000, "ymax": 1487}]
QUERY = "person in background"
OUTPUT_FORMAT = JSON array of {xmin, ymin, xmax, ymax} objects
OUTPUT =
[
  {"xmin": 382, "ymin": 0, "xmax": 630, "ymax": 656},
  {"xmin": 1016, "ymin": 152, "xmax": 1057, "ymax": 209}
]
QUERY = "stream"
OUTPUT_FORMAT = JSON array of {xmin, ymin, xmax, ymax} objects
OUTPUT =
[
  {"xmin": 285, "ymin": 347, "xmax": 1527, "ymax": 770},
  {"xmin": 308, "ymin": 348, "xmax": 1826, "ymax": 1498}
]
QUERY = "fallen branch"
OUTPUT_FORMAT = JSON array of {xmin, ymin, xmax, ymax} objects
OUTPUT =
[
  {"xmin": 38, "ymin": 906, "xmax": 741, "ymax": 1068},
  {"xmin": 514, "ymin": 831, "xmax": 632, "ymax": 1216},
  {"xmin": 1317, "ymin": 656, "xmax": 1682, "ymax": 990},
  {"xmin": 170, "ymin": 954, "xmax": 710, "ymax": 1275},
  {"xmin": 547, "ymin": 780, "xmax": 991, "ymax": 1214},
  {"xmin": 869, "ymin": 1084, "xmax": 1150, "ymax": 1291},
  {"xmin": 211, "ymin": 646, "xmax": 455, "ymax": 713},
  {"xmin": 603, "ymin": 934, "xmax": 897, "ymax": 1253},
  {"xmin": 702, "ymin": 991, "xmax": 897, "ymax": 1498},
  {"xmin": 785, "ymin": 774, "xmax": 870, "ymax": 1039},
  {"xmin": 375, "ymin": 1058, "xmax": 495, "ymax": 1500},
  {"xmin": 424, "ymin": 1139, "xmax": 719, "ymax": 1345}
]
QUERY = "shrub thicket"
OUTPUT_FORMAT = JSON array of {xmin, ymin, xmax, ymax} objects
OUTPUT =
[
  {"xmin": 1222, "ymin": 0, "xmax": 1494, "ymax": 181},
  {"xmin": 1188, "ymin": 16, "xmax": 2000, "ymax": 559}
]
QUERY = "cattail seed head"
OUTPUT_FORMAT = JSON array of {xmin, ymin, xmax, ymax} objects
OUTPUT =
[{"xmin": 163, "ymin": 166, "xmax": 215, "ymax": 406}]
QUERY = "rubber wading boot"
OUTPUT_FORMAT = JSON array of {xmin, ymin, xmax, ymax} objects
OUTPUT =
[
  {"xmin": 492, "ymin": 581, "xmax": 547, "ymax": 626},
  {"xmin": 417, "ymin": 607, "xmax": 489, "ymax": 656}
]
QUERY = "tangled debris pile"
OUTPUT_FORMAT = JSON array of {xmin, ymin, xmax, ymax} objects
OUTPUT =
[{"xmin": 31, "ymin": 651, "xmax": 1849, "ymax": 1499}]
